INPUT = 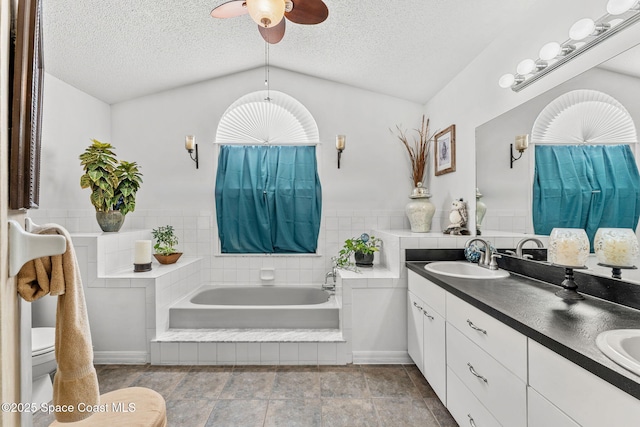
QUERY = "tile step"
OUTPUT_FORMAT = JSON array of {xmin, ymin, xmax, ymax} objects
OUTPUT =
[{"xmin": 154, "ymin": 328, "xmax": 344, "ymax": 343}]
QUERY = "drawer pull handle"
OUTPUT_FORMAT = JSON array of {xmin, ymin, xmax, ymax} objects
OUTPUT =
[
  {"xmin": 422, "ymin": 309, "xmax": 434, "ymax": 320},
  {"xmin": 468, "ymin": 414, "xmax": 477, "ymax": 427},
  {"xmin": 466, "ymin": 319, "xmax": 487, "ymax": 335},
  {"xmin": 413, "ymin": 301, "xmax": 423, "ymax": 310},
  {"xmin": 467, "ymin": 362, "xmax": 488, "ymax": 383}
]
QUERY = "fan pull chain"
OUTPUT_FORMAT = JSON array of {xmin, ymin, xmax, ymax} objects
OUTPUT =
[{"xmin": 264, "ymin": 39, "xmax": 271, "ymax": 101}]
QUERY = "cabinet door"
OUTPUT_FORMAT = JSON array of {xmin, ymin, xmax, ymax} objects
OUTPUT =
[
  {"xmin": 422, "ymin": 302, "xmax": 446, "ymax": 404},
  {"xmin": 528, "ymin": 387, "xmax": 579, "ymax": 427},
  {"xmin": 407, "ymin": 291, "xmax": 424, "ymax": 372},
  {"xmin": 529, "ymin": 339, "xmax": 640, "ymax": 427}
]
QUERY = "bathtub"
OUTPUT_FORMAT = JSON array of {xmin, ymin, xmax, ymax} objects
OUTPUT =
[{"xmin": 169, "ymin": 285, "xmax": 339, "ymax": 329}]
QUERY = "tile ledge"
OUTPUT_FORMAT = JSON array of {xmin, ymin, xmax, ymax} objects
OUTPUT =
[{"xmin": 102, "ymin": 256, "xmax": 202, "ymax": 279}]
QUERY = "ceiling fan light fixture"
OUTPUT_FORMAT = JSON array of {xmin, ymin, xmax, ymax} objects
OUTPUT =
[{"xmin": 247, "ymin": 0, "xmax": 285, "ymax": 27}]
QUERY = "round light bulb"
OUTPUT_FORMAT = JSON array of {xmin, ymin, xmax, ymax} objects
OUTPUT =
[
  {"xmin": 498, "ymin": 73, "xmax": 515, "ymax": 88},
  {"xmin": 607, "ymin": 0, "xmax": 638, "ymax": 15},
  {"xmin": 569, "ymin": 18, "xmax": 596, "ymax": 40},
  {"xmin": 516, "ymin": 59, "xmax": 536, "ymax": 75},
  {"xmin": 246, "ymin": 0, "xmax": 285, "ymax": 28},
  {"xmin": 539, "ymin": 42, "xmax": 562, "ymax": 61}
]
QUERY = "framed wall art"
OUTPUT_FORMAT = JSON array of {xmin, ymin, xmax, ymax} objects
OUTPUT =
[{"xmin": 434, "ymin": 124, "xmax": 456, "ymax": 176}]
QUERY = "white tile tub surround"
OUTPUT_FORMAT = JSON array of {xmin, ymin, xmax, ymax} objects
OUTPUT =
[
  {"xmin": 31, "ymin": 208, "xmax": 447, "ymax": 286},
  {"xmin": 68, "ymin": 232, "xmax": 203, "ymax": 364}
]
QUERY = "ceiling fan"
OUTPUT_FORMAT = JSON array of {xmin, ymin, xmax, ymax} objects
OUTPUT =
[{"xmin": 211, "ymin": 0, "xmax": 329, "ymax": 44}]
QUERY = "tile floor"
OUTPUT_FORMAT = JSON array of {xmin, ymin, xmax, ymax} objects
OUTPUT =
[{"xmin": 33, "ymin": 364, "xmax": 457, "ymax": 427}]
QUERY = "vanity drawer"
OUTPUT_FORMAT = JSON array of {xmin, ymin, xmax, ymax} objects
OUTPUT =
[
  {"xmin": 529, "ymin": 339, "xmax": 640, "ymax": 427},
  {"xmin": 447, "ymin": 323, "xmax": 527, "ymax": 427},
  {"xmin": 408, "ymin": 270, "xmax": 446, "ymax": 316},
  {"xmin": 528, "ymin": 386, "xmax": 580, "ymax": 427},
  {"xmin": 447, "ymin": 367, "xmax": 501, "ymax": 427},
  {"xmin": 446, "ymin": 293, "xmax": 526, "ymax": 380}
]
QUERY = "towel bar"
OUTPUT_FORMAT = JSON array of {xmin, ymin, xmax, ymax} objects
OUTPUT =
[{"xmin": 7, "ymin": 220, "xmax": 66, "ymax": 277}]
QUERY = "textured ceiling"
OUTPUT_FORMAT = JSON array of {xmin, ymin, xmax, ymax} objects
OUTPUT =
[{"xmin": 42, "ymin": 0, "xmax": 535, "ymax": 105}]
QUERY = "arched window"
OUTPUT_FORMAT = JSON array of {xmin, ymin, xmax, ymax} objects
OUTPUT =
[
  {"xmin": 531, "ymin": 90, "xmax": 640, "ymax": 248},
  {"xmin": 214, "ymin": 91, "xmax": 321, "ymax": 253}
]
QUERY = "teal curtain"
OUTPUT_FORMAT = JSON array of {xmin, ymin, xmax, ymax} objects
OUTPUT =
[
  {"xmin": 533, "ymin": 144, "xmax": 640, "ymax": 248},
  {"xmin": 215, "ymin": 145, "xmax": 322, "ymax": 253}
]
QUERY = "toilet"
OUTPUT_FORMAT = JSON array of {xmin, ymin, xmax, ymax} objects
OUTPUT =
[{"xmin": 31, "ymin": 327, "xmax": 56, "ymax": 406}]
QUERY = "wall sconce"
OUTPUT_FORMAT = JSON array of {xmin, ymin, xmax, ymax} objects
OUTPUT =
[
  {"xmin": 336, "ymin": 135, "xmax": 346, "ymax": 168},
  {"xmin": 185, "ymin": 135, "xmax": 198, "ymax": 169},
  {"xmin": 499, "ymin": 0, "xmax": 640, "ymax": 91},
  {"xmin": 510, "ymin": 134, "xmax": 529, "ymax": 168}
]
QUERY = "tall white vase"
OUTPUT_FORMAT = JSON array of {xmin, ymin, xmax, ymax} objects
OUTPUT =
[
  {"xmin": 405, "ymin": 183, "xmax": 436, "ymax": 232},
  {"xmin": 476, "ymin": 188, "xmax": 487, "ymax": 235}
]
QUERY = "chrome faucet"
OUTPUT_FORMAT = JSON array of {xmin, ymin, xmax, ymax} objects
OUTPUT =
[
  {"xmin": 515, "ymin": 237, "xmax": 544, "ymax": 259},
  {"xmin": 323, "ymin": 258, "xmax": 337, "ymax": 292},
  {"xmin": 465, "ymin": 238, "xmax": 500, "ymax": 270}
]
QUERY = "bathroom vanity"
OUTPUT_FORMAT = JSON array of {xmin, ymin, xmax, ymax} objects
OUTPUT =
[{"xmin": 406, "ymin": 258, "xmax": 640, "ymax": 427}]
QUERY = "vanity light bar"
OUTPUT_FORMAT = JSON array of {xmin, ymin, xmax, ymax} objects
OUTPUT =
[{"xmin": 500, "ymin": 3, "xmax": 640, "ymax": 92}]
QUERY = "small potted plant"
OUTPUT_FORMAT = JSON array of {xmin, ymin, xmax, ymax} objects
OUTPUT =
[
  {"xmin": 79, "ymin": 139, "xmax": 143, "ymax": 232},
  {"xmin": 151, "ymin": 225, "xmax": 182, "ymax": 264},
  {"xmin": 336, "ymin": 233, "xmax": 381, "ymax": 269}
]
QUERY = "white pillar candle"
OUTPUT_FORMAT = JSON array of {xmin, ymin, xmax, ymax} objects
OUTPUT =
[{"xmin": 134, "ymin": 240, "xmax": 152, "ymax": 264}]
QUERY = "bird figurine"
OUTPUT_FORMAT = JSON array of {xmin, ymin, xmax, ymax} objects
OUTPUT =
[{"xmin": 443, "ymin": 198, "xmax": 470, "ymax": 235}]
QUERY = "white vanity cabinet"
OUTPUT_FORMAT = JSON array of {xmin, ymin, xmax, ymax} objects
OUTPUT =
[
  {"xmin": 407, "ymin": 270, "xmax": 447, "ymax": 403},
  {"xmin": 446, "ymin": 294, "xmax": 527, "ymax": 427},
  {"xmin": 529, "ymin": 339, "xmax": 640, "ymax": 427},
  {"xmin": 407, "ymin": 266, "xmax": 640, "ymax": 427}
]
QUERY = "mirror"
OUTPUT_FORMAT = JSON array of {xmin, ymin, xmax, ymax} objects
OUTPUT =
[
  {"xmin": 476, "ymin": 44, "xmax": 640, "ymax": 283},
  {"xmin": 475, "ymin": 43, "xmax": 640, "ymax": 235}
]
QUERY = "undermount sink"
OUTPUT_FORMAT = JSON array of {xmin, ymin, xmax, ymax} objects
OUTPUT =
[
  {"xmin": 596, "ymin": 329, "xmax": 640, "ymax": 376},
  {"xmin": 424, "ymin": 261, "xmax": 509, "ymax": 279}
]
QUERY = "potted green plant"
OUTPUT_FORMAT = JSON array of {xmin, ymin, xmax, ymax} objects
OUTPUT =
[
  {"xmin": 79, "ymin": 139, "xmax": 143, "ymax": 232},
  {"xmin": 336, "ymin": 233, "xmax": 381, "ymax": 269},
  {"xmin": 152, "ymin": 225, "xmax": 182, "ymax": 264}
]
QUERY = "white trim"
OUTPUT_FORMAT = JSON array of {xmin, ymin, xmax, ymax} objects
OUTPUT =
[
  {"xmin": 93, "ymin": 351, "xmax": 148, "ymax": 364},
  {"xmin": 351, "ymin": 351, "xmax": 412, "ymax": 364}
]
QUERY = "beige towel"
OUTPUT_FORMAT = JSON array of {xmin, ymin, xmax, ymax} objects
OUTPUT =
[{"xmin": 17, "ymin": 224, "xmax": 99, "ymax": 423}]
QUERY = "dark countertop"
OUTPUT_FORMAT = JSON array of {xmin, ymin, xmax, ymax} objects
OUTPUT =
[{"xmin": 406, "ymin": 261, "xmax": 640, "ymax": 400}]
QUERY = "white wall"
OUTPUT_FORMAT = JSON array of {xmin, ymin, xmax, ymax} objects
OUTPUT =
[
  {"xmin": 39, "ymin": 74, "xmax": 111, "ymax": 210},
  {"xmin": 109, "ymin": 67, "xmax": 424, "ymax": 212},
  {"xmin": 424, "ymin": 0, "xmax": 640, "ymax": 231}
]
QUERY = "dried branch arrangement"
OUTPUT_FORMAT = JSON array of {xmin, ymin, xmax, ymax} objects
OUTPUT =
[{"xmin": 392, "ymin": 115, "xmax": 434, "ymax": 187}]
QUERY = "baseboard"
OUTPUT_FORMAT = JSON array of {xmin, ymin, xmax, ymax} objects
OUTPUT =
[
  {"xmin": 93, "ymin": 351, "xmax": 148, "ymax": 364},
  {"xmin": 351, "ymin": 351, "xmax": 412, "ymax": 364}
]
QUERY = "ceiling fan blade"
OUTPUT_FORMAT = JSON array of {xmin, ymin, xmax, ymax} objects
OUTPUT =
[
  {"xmin": 211, "ymin": 0, "xmax": 248, "ymax": 18},
  {"xmin": 259, "ymin": 18, "xmax": 286, "ymax": 44},
  {"xmin": 285, "ymin": 0, "xmax": 328, "ymax": 25}
]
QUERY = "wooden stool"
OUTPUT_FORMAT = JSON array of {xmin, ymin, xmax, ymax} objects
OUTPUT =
[{"xmin": 49, "ymin": 387, "xmax": 166, "ymax": 427}]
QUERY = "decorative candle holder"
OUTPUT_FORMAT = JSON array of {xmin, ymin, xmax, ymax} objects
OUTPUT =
[
  {"xmin": 134, "ymin": 262, "xmax": 152, "ymax": 273},
  {"xmin": 548, "ymin": 228, "xmax": 589, "ymax": 300},
  {"xmin": 594, "ymin": 228, "xmax": 639, "ymax": 279}
]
